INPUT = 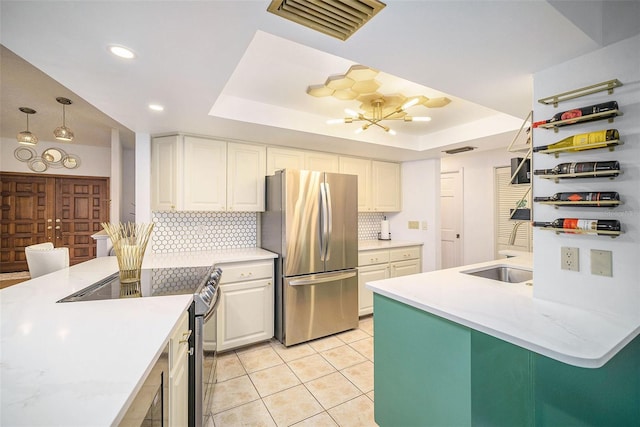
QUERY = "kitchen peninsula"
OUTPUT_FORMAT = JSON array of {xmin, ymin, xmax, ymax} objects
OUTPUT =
[
  {"xmin": 367, "ymin": 254, "xmax": 640, "ymax": 426},
  {"xmin": 0, "ymin": 248, "xmax": 275, "ymax": 426}
]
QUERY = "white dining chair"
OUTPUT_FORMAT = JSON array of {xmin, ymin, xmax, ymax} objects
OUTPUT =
[{"xmin": 25, "ymin": 242, "xmax": 70, "ymax": 279}]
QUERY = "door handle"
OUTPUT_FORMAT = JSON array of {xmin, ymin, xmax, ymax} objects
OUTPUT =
[{"xmin": 456, "ymin": 234, "xmax": 460, "ymax": 238}]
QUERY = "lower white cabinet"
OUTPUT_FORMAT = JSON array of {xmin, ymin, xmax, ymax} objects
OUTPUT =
[
  {"xmin": 358, "ymin": 245, "xmax": 422, "ymax": 315},
  {"xmin": 169, "ymin": 311, "xmax": 190, "ymax": 427},
  {"xmin": 216, "ymin": 260, "xmax": 274, "ymax": 351}
]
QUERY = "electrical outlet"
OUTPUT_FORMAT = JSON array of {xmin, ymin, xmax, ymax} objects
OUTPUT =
[
  {"xmin": 591, "ymin": 249, "xmax": 612, "ymax": 277},
  {"xmin": 561, "ymin": 246, "xmax": 579, "ymax": 272},
  {"xmin": 408, "ymin": 221, "xmax": 419, "ymax": 230},
  {"xmin": 421, "ymin": 221, "xmax": 428, "ymax": 230}
]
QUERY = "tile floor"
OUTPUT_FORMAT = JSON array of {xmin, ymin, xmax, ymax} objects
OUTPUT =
[{"xmin": 205, "ymin": 316, "xmax": 377, "ymax": 427}]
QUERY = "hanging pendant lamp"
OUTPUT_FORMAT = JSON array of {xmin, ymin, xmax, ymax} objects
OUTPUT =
[
  {"xmin": 17, "ymin": 107, "xmax": 38, "ymax": 145},
  {"xmin": 54, "ymin": 97, "xmax": 74, "ymax": 142}
]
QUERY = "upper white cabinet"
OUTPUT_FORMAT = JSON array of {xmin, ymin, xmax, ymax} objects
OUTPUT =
[
  {"xmin": 266, "ymin": 147, "xmax": 339, "ymax": 175},
  {"xmin": 372, "ymin": 160, "xmax": 401, "ymax": 212},
  {"xmin": 151, "ymin": 135, "xmax": 266, "ymax": 212},
  {"xmin": 340, "ymin": 157, "xmax": 401, "ymax": 212}
]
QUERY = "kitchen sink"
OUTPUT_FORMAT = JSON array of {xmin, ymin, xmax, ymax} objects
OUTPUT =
[{"xmin": 462, "ymin": 265, "xmax": 533, "ymax": 284}]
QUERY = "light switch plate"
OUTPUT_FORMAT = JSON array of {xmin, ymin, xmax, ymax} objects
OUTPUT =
[
  {"xmin": 591, "ymin": 249, "xmax": 613, "ymax": 277},
  {"xmin": 561, "ymin": 246, "xmax": 579, "ymax": 272}
]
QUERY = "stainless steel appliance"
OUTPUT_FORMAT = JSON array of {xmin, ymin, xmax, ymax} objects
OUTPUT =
[
  {"xmin": 261, "ymin": 169, "xmax": 358, "ymax": 346},
  {"xmin": 58, "ymin": 265, "xmax": 221, "ymax": 427}
]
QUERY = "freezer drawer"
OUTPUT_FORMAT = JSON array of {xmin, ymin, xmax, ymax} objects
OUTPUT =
[{"xmin": 281, "ymin": 269, "xmax": 358, "ymax": 346}]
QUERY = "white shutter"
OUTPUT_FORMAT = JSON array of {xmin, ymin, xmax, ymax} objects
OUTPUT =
[{"xmin": 495, "ymin": 166, "xmax": 532, "ymax": 257}]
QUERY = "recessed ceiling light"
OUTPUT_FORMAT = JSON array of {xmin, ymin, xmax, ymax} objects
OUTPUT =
[
  {"xmin": 148, "ymin": 104, "xmax": 164, "ymax": 112},
  {"xmin": 108, "ymin": 45, "xmax": 136, "ymax": 59}
]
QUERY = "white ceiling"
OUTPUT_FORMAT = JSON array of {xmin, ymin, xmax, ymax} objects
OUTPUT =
[{"xmin": 1, "ymin": 1, "xmax": 639, "ymax": 161}]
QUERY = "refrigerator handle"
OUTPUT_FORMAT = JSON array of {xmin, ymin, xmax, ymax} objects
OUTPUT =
[
  {"xmin": 324, "ymin": 182, "xmax": 333, "ymax": 261},
  {"xmin": 288, "ymin": 270, "xmax": 357, "ymax": 286},
  {"xmin": 319, "ymin": 182, "xmax": 329, "ymax": 261}
]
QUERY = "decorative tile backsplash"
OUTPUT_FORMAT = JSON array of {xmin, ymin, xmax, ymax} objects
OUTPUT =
[{"xmin": 151, "ymin": 211, "xmax": 386, "ymax": 253}]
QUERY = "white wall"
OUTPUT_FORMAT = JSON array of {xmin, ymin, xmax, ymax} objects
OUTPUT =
[
  {"xmin": 532, "ymin": 34, "xmax": 640, "ymax": 321},
  {"xmin": 441, "ymin": 147, "xmax": 519, "ymax": 265},
  {"xmin": 135, "ymin": 133, "xmax": 152, "ymax": 223},
  {"xmin": 388, "ymin": 159, "xmax": 440, "ymax": 272},
  {"xmin": 122, "ymin": 148, "xmax": 136, "ymax": 223},
  {"xmin": 1, "ymin": 137, "xmax": 111, "ymax": 177}
]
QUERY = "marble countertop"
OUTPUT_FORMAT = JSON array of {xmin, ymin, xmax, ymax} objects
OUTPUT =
[
  {"xmin": 0, "ymin": 248, "xmax": 276, "ymax": 426},
  {"xmin": 358, "ymin": 239, "xmax": 423, "ymax": 251},
  {"xmin": 366, "ymin": 254, "xmax": 640, "ymax": 369}
]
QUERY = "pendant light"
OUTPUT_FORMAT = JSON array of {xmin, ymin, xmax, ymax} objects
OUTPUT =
[
  {"xmin": 17, "ymin": 107, "xmax": 38, "ymax": 145},
  {"xmin": 53, "ymin": 97, "xmax": 74, "ymax": 142}
]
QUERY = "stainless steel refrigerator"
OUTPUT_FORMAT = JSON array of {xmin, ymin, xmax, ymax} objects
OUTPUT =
[{"xmin": 261, "ymin": 169, "xmax": 359, "ymax": 346}]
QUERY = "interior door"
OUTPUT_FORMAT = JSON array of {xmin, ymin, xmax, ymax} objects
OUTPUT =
[{"xmin": 440, "ymin": 169, "xmax": 464, "ymax": 269}]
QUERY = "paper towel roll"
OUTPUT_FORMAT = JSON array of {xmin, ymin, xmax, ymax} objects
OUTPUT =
[{"xmin": 380, "ymin": 219, "xmax": 390, "ymax": 240}]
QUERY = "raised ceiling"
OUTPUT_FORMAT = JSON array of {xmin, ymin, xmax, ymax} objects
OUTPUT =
[{"xmin": 1, "ymin": 1, "xmax": 638, "ymax": 161}]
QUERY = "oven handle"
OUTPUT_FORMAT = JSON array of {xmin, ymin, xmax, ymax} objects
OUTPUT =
[{"xmin": 203, "ymin": 292, "xmax": 221, "ymax": 322}]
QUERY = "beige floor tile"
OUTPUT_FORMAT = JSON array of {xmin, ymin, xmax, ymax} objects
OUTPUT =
[
  {"xmin": 210, "ymin": 375, "xmax": 260, "ymax": 414},
  {"xmin": 238, "ymin": 346, "xmax": 284, "ymax": 373},
  {"xmin": 287, "ymin": 353, "xmax": 336, "ymax": 383},
  {"xmin": 358, "ymin": 316, "xmax": 373, "ymax": 334},
  {"xmin": 321, "ymin": 345, "xmax": 366, "ymax": 371},
  {"xmin": 305, "ymin": 372, "xmax": 362, "ymax": 410},
  {"xmin": 341, "ymin": 361, "xmax": 374, "ymax": 394},
  {"xmin": 262, "ymin": 384, "xmax": 324, "ymax": 426},
  {"xmin": 336, "ymin": 328, "xmax": 370, "ymax": 344},
  {"xmin": 291, "ymin": 411, "xmax": 339, "ymax": 427},
  {"xmin": 327, "ymin": 395, "xmax": 378, "ymax": 427},
  {"xmin": 213, "ymin": 399, "xmax": 277, "ymax": 427},
  {"xmin": 216, "ymin": 352, "xmax": 247, "ymax": 382},
  {"xmin": 366, "ymin": 390, "xmax": 374, "ymax": 402},
  {"xmin": 308, "ymin": 335, "xmax": 344, "ymax": 352},
  {"xmin": 249, "ymin": 363, "xmax": 301, "ymax": 397},
  {"xmin": 235, "ymin": 340, "xmax": 273, "ymax": 355},
  {"xmin": 348, "ymin": 337, "xmax": 374, "ymax": 361},
  {"xmin": 271, "ymin": 341, "xmax": 317, "ymax": 363}
]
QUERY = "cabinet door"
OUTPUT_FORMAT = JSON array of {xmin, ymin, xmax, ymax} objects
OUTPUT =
[
  {"xmin": 217, "ymin": 278, "xmax": 274, "ymax": 351},
  {"xmin": 227, "ymin": 143, "xmax": 266, "ymax": 211},
  {"xmin": 151, "ymin": 135, "xmax": 180, "ymax": 211},
  {"xmin": 358, "ymin": 264, "xmax": 389, "ymax": 316},
  {"xmin": 390, "ymin": 259, "xmax": 421, "ymax": 278},
  {"xmin": 266, "ymin": 147, "xmax": 305, "ymax": 175},
  {"xmin": 183, "ymin": 136, "xmax": 226, "ymax": 211},
  {"xmin": 169, "ymin": 312, "xmax": 189, "ymax": 427},
  {"xmin": 305, "ymin": 152, "xmax": 339, "ymax": 173},
  {"xmin": 339, "ymin": 157, "xmax": 372, "ymax": 212},
  {"xmin": 372, "ymin": 161, "xmax": 401, "ymax": 212}
]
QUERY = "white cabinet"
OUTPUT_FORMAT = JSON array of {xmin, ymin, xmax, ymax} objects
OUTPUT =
[
  {"xmin": 266, "ymin": 147, "xmax": 339, "ymax": 175},
  {"xmin": 151, "ymin": 135, "xmax": 266, "ymax": 212},
  {"xmin": 169, "ymin": 311, "xmax": 190, "ymax": 427},
  {"xmin": 357, "ymin": 245, "xmax": 421, "ymax": 315},
  {"xmin": 372, "ymin": 161, "xmax": 402, "ymax": 212},
  {"xmin": 216, "ymin": 260, "xmax": 274, "ymax": 351},
  {"xmin": 339, "ymin": 156, "xmax": 372, "ymax": 212}
]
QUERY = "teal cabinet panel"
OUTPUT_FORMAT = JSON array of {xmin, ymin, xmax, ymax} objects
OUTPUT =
[
  {"xmin": 534, "ymin": 335, "xmax": 640, "ymax": 426},
  {"xmin": 471, "ymin": 331, "xmax": 535, "ymax": 427},
  {"xmin": 374, "ymin": 294, "xmax": 472, "ymax": 427}
]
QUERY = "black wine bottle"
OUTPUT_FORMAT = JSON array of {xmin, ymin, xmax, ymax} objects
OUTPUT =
[
  {"xmin": 533, "ymin": 161, "xmax": 620, "ymax": 178},
  {"xmin": 532, "ymin": 101, "xmax": 619, "ymax": 128},
  {"xmin": 534, "ymin": 192, "xmax": 619, "ymax": 206},
  {"xmin": 533, "ymin": 129, "xmax": 619, "ymax": 153},
  {"xmin": 532, "ymin": 218, "xmax": 620, "ymax": 235}
]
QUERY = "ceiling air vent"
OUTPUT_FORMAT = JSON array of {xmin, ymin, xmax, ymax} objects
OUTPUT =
[
  {"xmin": 443, "ymin": 146, "xmax": 477, "ymax": 155},
  {"xmin": 267, "ymin": 0, "xmax": 386, "ymax": 41}
]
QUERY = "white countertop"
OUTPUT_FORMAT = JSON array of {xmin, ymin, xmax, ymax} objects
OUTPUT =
[
  {"xmin": 366, "ymin": 254, "xmax": 640, "ymax": 369},
  {"xmin": 0, "ymin": 248, "xmax": 276, "ymax": 427},
  {"xmin": 358, "ymin": 239, "xmax": 423, "ymax": 251}
]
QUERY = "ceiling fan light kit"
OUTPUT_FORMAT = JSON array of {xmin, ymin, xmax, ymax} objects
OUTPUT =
[
  {"xmin": 17, "ymin": 107, "xmax": 38, "ymax": 145},
  {"xmin": 54, "ymin": 97, "xmax": 74, "ymax": 142},
  {"xmin": 309, "ymin": 64, "xmax": 451, "ymax": 135}
]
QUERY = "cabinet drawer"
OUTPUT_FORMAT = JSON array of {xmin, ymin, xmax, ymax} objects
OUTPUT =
[
  {"xmin": 217, "ymin": 260, "xmax": 273, "ymax": 284},
  {"xmin": 170, "ymin": 311, "xmax": 190, "ymax": 365},
  {"xmin": 358, "ymin": 250, "xmax": 390, "ymax": 266},
  {"xmin": 390, "ymin": 246, "xmax": 421, "ymax": 262}
]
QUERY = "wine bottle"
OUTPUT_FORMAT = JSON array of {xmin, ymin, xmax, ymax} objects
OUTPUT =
[
  {"xmin": 532, "ymin": 101, "xmax": 619, "ymax": 128},
  {"xmin": 533, "ymin": 161, "xmax": 620, "ymax": 178},
  {"xmin": 532, "ymin": 218, "xmax": 620, "ymax": 234},
  {"xmin": 533, "ymin": 129, "xmax": 619, "ymax": 153},
  {"xmin": 534, "ymin": 192, "xmax": 619, "ymax": 206}
]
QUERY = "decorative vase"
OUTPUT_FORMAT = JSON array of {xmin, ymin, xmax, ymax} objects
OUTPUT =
[{"xmin": 102, "ymin": 222, "xmax": 154, "ymax": 285}]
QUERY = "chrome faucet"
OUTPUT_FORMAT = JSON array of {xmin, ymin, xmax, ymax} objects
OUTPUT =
[{"xmin": 508, "ymin": 221, "xmax": 525, "ymax": 246}]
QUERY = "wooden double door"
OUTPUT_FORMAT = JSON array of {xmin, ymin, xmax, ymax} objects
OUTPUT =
[{"xmin": 1, "ymin": 173, "xmax": 110, "ymax": 272}]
